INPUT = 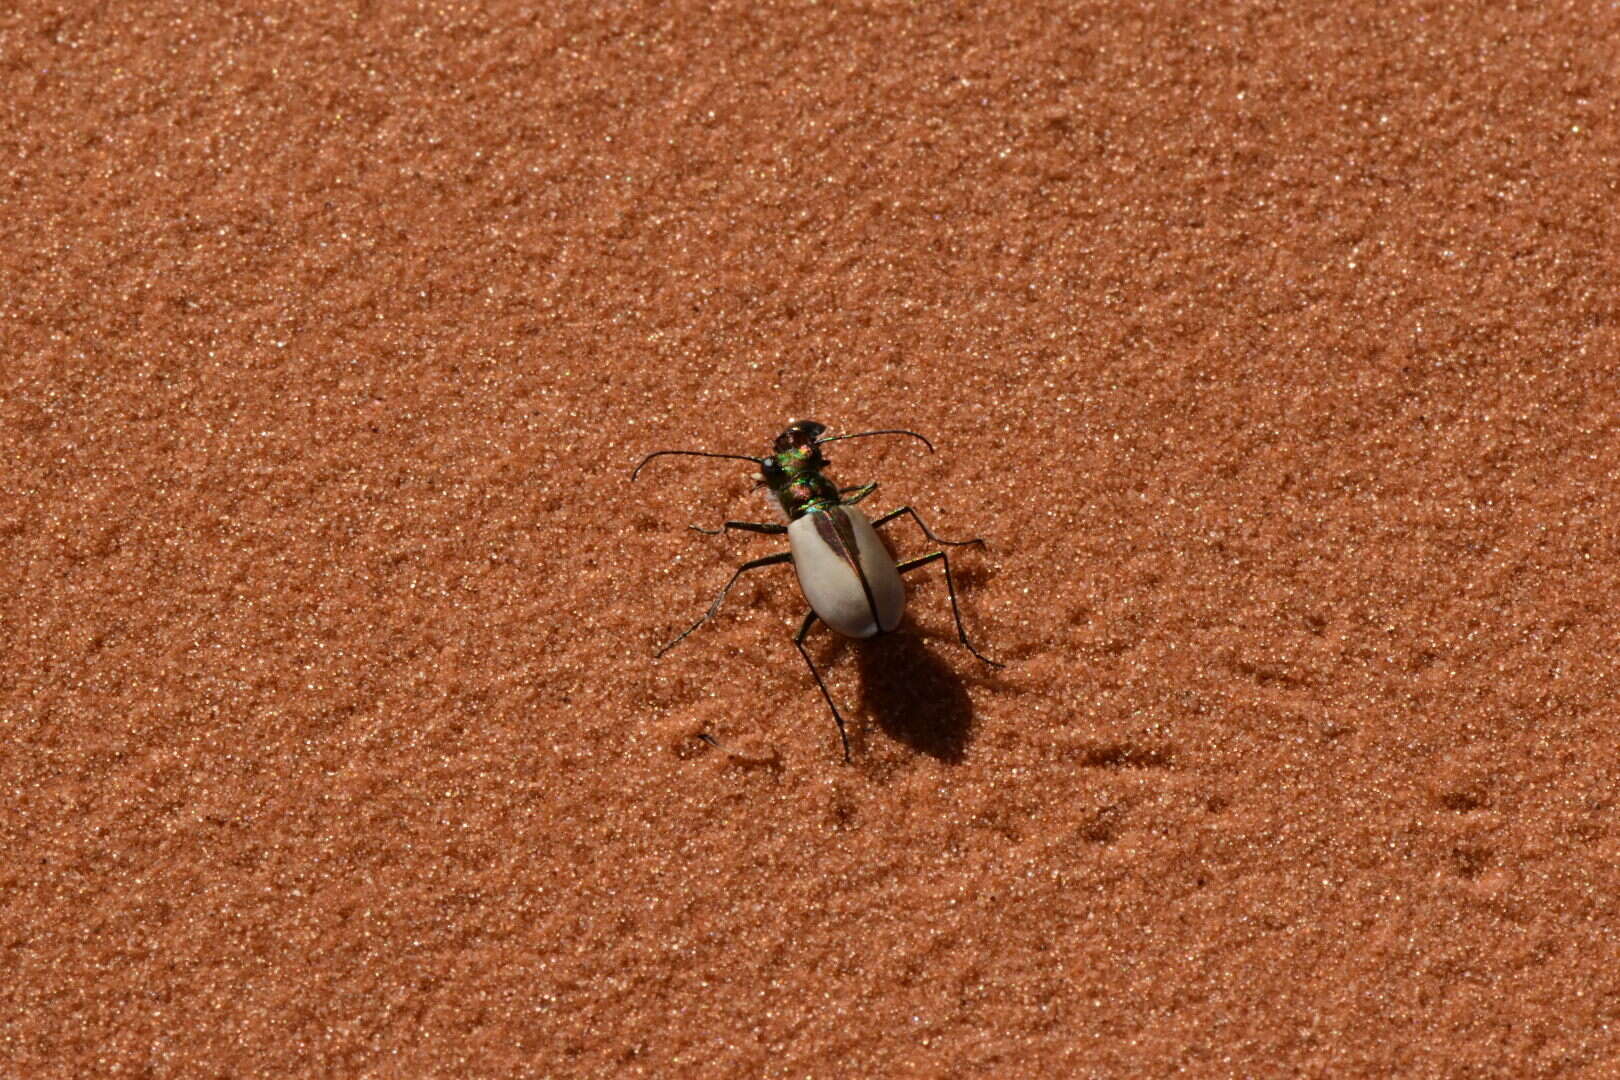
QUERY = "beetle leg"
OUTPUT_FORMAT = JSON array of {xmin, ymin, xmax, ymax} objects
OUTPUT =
[
  {"xmin": 656, "ymin": 551, "xmax": 793, "ymax": 657},
  {"xmin": 688, "ymin": 519, "xmax": 789, "ymax": 537},
  {"xmin": 838, "ymin": 482, "xmax": 879, "ymax": 505},
  {"xmin": 871, "ymin": 505, "xmax": 985, "ymax": 547},
  {"xmin": 794, "ymin": 610, "xmax": 852, "ymax": 763},
  {"xmin": 897, "ymin": 551, "xmax": 1002, "ymax": 668}
]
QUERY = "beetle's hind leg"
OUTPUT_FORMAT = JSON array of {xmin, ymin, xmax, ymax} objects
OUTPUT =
[
  {"xmin": 794, "ymin": 611, "xmax": 853, "ymax": 762},
  {"xmin": 897, "ymin": 551, "xmax": 1002, "ymax": 668},
  {"xmin": 656, "ymin": 551, "xmax": 793, "ymax": 657},
  {"xmin": 871, "ymin": 505, "xmax": 985, "ymax": 547}
]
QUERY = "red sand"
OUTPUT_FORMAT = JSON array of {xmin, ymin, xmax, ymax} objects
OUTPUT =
[{"xmin": 4, "ymin": 2, "xmax": 1618, "ymax": 1076}]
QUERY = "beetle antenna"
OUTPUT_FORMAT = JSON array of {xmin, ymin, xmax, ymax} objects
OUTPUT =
[
  {"xmin": 814, "ymin": 428, "xmax": 936, "ymax": 454},
  {"xmin": 631, "ymin": 449, "xmax": 762, "ymax": 481}
]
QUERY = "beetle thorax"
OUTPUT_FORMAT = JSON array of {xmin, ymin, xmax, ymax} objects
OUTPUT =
[
  {"xmin": 760, "ymin": 437, "xmax": 841, "ymax": 520},
  {"xmin": 767, "ymin": 467, "xmax": 839, "ymax": 519}
]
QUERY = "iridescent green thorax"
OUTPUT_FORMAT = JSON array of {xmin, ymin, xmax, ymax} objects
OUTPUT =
[
  {"xmin": 762, "ymin": 419, "xmax": 840, "ymax": 519},
  {"xmin": 765, "ymin": 446, "xmax": 841, "ymax": 519}
]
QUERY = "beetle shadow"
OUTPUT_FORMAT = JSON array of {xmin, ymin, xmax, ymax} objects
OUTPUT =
[{"xmin": 852, "ymin": 631, "xmax": 976, "ymax": 763}]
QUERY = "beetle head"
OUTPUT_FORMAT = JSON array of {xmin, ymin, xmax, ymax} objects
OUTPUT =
[{"xmin": 773, "ymin": 419, "xmax": 827, "ymax": 455}]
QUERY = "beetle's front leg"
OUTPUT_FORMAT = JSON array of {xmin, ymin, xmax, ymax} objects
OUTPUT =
[{"xmin": 838, "ymin": 482, "xmax": 879, "ymax": 506}]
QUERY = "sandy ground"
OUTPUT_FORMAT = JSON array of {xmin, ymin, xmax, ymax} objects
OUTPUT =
[{"xmin": 4, "ymin": 1, "xmax": 1618, "ymax": 1076}]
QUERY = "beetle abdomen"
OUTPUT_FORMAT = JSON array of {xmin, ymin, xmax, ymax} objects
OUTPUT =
[{"xmin": 788, "ymin": 506, "xmax": 905, "ymax": 638}]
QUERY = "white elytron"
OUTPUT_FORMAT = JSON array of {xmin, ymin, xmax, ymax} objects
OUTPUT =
[
  {"xmin": 787, "ymin": 505, "xmax": 905, "ymax": 638},
  {"xmin": 632, "ymin": 420, "xmax": 1000, "ymax": 760}
]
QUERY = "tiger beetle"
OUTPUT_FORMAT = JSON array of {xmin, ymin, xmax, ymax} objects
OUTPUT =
[{"xmin": 632, "ymin": 419, "xmax": 1001, "ymax": 761}]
